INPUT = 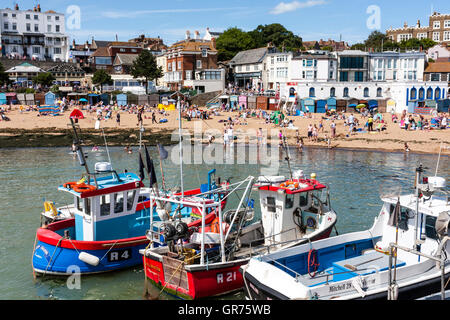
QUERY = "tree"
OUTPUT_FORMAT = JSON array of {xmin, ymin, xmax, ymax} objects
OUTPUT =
[
  {"xmin": 92, "ymin": 69, "xmax": 113, "ymax": 93},
  {"xmin": 0, "ymin": 62, "xmax": 10, "ymax": 86},
  {"xmin": 216, "ymin": 27, "xmax": 256, "ymax": 61},
  {"xmin": 248, "ymin": 23, "xmax": 303, "ymax": 52},
  {"xmin": 364, "ymin": 31, "xmax": 388, "ymax": 50},
  {"xmin": 130, "ymin": 50, "xmax": 163, "ymax": 94},
  {"xmin": 32, "ymin": 72, "xmax": 55, "ymax": 87}
]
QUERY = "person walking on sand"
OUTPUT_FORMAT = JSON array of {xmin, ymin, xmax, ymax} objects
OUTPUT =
[
  {"xmin": 307, "ymin": 124, "xmax": 313, "ymax": 141},
  {"xmin": 116, "ymin": 112, "xmax": 120, "ymax": 126},
  {"xmin": 312, "ymin": 125, "xmax": 318, "ymax": 142},
  {"xmin": 257, "ymin": 128, "xmax": 263, "ymax": 145},
  {"xmin": 330, "ymin": 121, "xmax": 336, "ymax": 139},
  {"xmin": 367, "ymin": 114, "xmax": 374, "ymax": 132}
]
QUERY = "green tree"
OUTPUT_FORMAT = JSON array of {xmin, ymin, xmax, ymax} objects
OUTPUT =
[
  {"xmin": 32, "ymin": 72, "xmax": 55, "ymax": 87},
  {"xmin": 216, "ymin": 27, "xmax": 256, "ymax": 61},
  {"xmin": 0, "ymin": 62, "xmax": 9, "ymax": 86},
  {"xmin": 248, "ymin": 23, "xmax": 302, "ymax": 52},
  {"xmin": 92, "ymin": 69, "xmax": 113, "ymax": 93},
  {"xmin": 130, "ymin": 50, "xmax": 163, "ymax": 94},
  {"xmin": 364, "ymin": 31, "xmax": 388, "ymax": 51}
]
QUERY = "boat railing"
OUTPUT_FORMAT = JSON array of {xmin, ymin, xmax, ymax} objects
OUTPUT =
[
  {"xmin": 388, "ymin": 241, "xmax": 448, "ymax": 300},
  {"xmin": 247, "ymin": 227, "xmax": 301, "ymax": 257}
]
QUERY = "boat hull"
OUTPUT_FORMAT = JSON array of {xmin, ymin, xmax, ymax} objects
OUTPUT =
[
  {"xmin": 143, "ymin": 221, "xmax": 336, "ymax": 299},
  {"xmin": 32, "ymin": 218, "xmax": 150, "ymax": 275}
]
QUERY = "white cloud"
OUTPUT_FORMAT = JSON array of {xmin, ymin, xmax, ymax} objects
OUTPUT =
[{"xmin": 270, "ymin": 0, "xmax": 327, "ymax": 15}]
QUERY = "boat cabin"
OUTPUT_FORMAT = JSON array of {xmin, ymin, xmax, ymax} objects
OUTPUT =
[
  {"xmin": 59, "ymin": 163, "xmax": 145, "ymax": 242},
  {"xmin": 256, "ymin": 172, "xmax": 331, "ymax": 246}
]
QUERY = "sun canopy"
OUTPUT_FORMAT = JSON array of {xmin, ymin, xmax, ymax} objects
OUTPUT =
[{"xmin": 70, "ymin": 109, "xmax": 84, "ymax": 119}]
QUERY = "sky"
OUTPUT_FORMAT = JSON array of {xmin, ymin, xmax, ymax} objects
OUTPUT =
[{"xmin": 5, "ymin": 0, "xmax": 450, "ymax": 46}]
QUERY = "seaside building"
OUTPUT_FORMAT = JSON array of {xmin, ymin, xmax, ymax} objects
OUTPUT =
[
  {"xmin": 156, "ymin": 53, "xmax": 168, "ymax": 89},
  {"xmin": 163, "ymin": 29, "xmax": 224, "ymax": 93},
  {"xmin": 302, "ymin": 38, "xmax": 349, "ymax": 51},
  {"xmin": 0, "ymin": 4, "xmax": 69, "ymax": 62},
  {"xmin": 336, "ymin": 50, "xmax": 370, "ymax": 82},
  {"xmin": 424, "ymin": 61, "xmax": 450, "ymax": 84},
  {"xmin": 127, "ymin": 35, "xmax": 167, "ymax": 55},
  {"xmin": 368, "ymin": 51, "xmax": 426, "ymax": 82},
  {"xmin": 89, "ymin": 42, "xmax": 142, "ymax": 73},
  {"xmin": 386, "ymin": 12, "xmax": 450, "ymax": 45},
  {"xmin": 5, "ymin": 62, "xmax": 44, "ymax": 84},
  {"xmin": 426, "ymin": 44, "xmax": 450, "ymax": 62}
]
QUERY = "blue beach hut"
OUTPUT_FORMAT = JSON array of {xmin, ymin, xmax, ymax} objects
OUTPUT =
[{"xmin": 45, "ymin": 92, "xmax": 56, "ymax": 105}]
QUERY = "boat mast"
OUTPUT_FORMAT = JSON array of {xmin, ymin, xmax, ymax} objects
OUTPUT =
[
  {"xmin": 413, "ymin": 164, "xmax": 423, "ymax": 251},
  {"xmin": 177, "ymin": 97, "xmax": 184, "ymax": 197}
]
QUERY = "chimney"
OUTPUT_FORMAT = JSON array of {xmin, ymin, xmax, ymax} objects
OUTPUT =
[
  {"xmin": 194, "ymin": 30, "xmax": 200, "ymax": 40},
  {"xmin": 14, "ymin": 3, "xmax": 19, "ymax": 10},
  {"xmin": 404, "ymin": 21, "xmax": 408, "ymax": 28},
  {"xmin": 33, "ymin": 6, "xmax": 36, "ymax": 12},
  {"xmin": 37, "ymin": 4, "xmax": 41, "ymax": 12},
  {"xmin": 211, "ymin": 37, "xmax": 216, "ymax": 49},
  {"xmin": 416, "ymin": 19, "xmax": 421, "ymax": 28},
  {"xmin": 185, "ymin": 30, "xmax": 191, "ymax": 40}
]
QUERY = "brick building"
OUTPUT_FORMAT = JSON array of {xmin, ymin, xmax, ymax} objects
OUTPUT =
[
  {"xmin": 89, "ymin": 41, "xmax": 142, "ymax": 73},
  {"xmin": 164, "ymin": 30, "xmax": 224, "ymax": 93},
  {"xmin": 386, "ymin": 12, "xmax": 450, "ymax": 45}
]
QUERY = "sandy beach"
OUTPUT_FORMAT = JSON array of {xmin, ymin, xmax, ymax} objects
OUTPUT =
[{"xmin": 0, "ymin": 106, "xmax": 449, "ymax": 155}]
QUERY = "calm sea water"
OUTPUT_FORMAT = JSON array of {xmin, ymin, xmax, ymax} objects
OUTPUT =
[{"xmin": 0, "ymin": 145, "xmax": 448, "ymax": 300}]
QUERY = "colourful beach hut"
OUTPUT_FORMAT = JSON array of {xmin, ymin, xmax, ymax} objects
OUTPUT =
[
  {"xmin": 6, "ymin": 93, "xmax": 17, "ymax": 105},
  {"xmin": 238, "ymin": 95, "xmax": 247, "ymax": 109},
  {"xmin": 326, "ymin": 98, "xmax": 337, "ymax": 111},
  {"xmin": 0, "ymin": 93, "xmax": 6, "ymax": 105},
  {"xmin": 247, "ymin": 96, "xmax": 257, "ymax": 109},
  {"xmin": 45, "ymin": 92, "xmax": 56, "ymax": 105},
  {"xmin": 230, "ymin": 95, "xmax": 238, "ymax": 110},
  {"xmin": 302, "ymin": 98, "xmax": 315, "ymax": 113},
  {"xmin": 116, "ymin": 93, "xmax": 127, "ymax": 106},
  {"xmin": 316, "ymin": 100, "xmax": 327, "ymax": 113}
]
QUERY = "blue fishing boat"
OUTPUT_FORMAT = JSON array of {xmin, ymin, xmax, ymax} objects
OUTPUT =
[{"xmin": 32, "ymin": 119, "xmax": 228, "ymax": 276}]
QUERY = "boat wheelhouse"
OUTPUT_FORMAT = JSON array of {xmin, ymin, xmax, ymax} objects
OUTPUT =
[{"xmin": 242, "ymin": 165, "xmax": 450, "ymax": 300}]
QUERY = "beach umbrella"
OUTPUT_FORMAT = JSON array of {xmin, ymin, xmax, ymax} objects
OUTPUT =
[
  {"xmin": 348, "ymin": 104, "xmax": 357, "ymax": 108},
  {"xmin": 356, "ymin": 104, "xmax": 366, "ymax": 109},
  {"xmin": 79, "ymin": 98, "xmax": 88, "ymax": 102},
  {"xmin": 70, "ymin": 109, "xmax": 84, "ymax": 119}
]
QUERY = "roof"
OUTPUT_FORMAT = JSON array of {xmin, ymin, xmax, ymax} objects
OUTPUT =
[
  {"xmin": 46, "ymin": 64, "xmax": 85, "ymax": 74},
  {"xmin": 114, "ymin": 54, "xmax": 139, "ymax": 66},
  {"xmin": 91, "ymin": 47, "xmax": 111, "ymax": 57},
  {"xmin": 230, "ymin": 47, "xmax": 268, "ymax": 65},
  {"xmin": 169, "ymin": 39, "xmax": 217, "ymax": 52},
  {"xmin": 424, "ymin": 62, "xmax": 450, "ymax": 73},
  {"xmin": 6, "ymin": 62, "xmax": 44, "ymax": 73},
  {"xmin": 109, "ymin": 41, "xmax": 139, "ymax": 48}
]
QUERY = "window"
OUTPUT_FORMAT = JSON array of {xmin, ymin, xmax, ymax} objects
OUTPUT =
[
  {"xmin": 425, "ymin": 215, "xmax": 438, "ymax": 240},
  {"xmin": 55, "ymin": 16, "xmax": 60, "ymax": 21},
  {"xmin": 3, "ymin": 23, "xmax": 8, "ymax": 30},
  {"xmin": 430, "ymin": 73, "xmax": 440, "ymax": 81},
  {"xmin": 417, "ymin": 33, "xmax": 427, "ymax": 40},
  {"xmin": 254, "ymin": 65, "xmax": 258, "ymax": 71},
  {"xmin": 299, "ymin": 194, "xmax": 308, "ymax": 207},
  {"xmin": 435, "ymin": 88, "xmax": 441, "ymax": 99},
  {"xmin": 26, "ymin": 23, "xmax": 31, "ymax": 31},
  {"xmin": 201, "ymin": 48, "xmax": 207, "ymax": 57},
  {"xmin": 393, "ymin": 71, "xmax": 397, "ymax": 80},
  {"xmin": 433, "ymin": 32, "xmax": 440, "ymax": 42},
  {"xmin": 185, "ymin": 70, "xmax": 192, "ymax": 80},
  {"xmin": 377, "ymin": 87, "xmax": 382, "ymax": 97},
  {"xmin": 309, "ymin": 87, "xmax": 315, "ymax": 97},
  {"xmin": 2, "ymin": 13, "xmax": 7, "ymax": 17},
  {"xmin": 33, "ymin": 47, "xmax": 40, "ymax": 54},
  {"xmin": 276, "ymin": 67, "xmax": 288, "ymax": 78},
  {"xmin": 419, "ymin": 88, "xmax": 425, "ymax": 100},
  {"xmin": 84, "ymin": 199, "xmax": 91, "ymax": 216},
  {"xmin": 340, "ymin": 71, "xmax": 348, "ymax": 82},
  {"xmin": 196, "ymin": 60, "xmax": 202, "ymax": 69},
  {"xmin": 177, "ymin": 61, "xmax": 182, "ymax": 70},
  {"xmin": 100, "ymin": 195, "xmax": 111, "ymax": 216},
  {"xmin": 55, "ymin": 25, "xmax": 60, "ymax": 32},
  {"xmin": 34, "ymin": 15, "xmax": 39, "ymax": 20},
  {"xmin": 330, "ymin": 87, "xmax": 336, "ymax": 97},
  {"xmin": 354, "ymin": 71, "xmax": 364, "ymax": 82},
  {"xmin": 285, "ymin": 194, "xmax": 294, "ymax": 209},
  {"xmin": 377, "ymin": 59, "xmax": 383, "ymax": 69},
  {"xmin": 47, "ymin": 16, "xmax": 51, "ymax": 21},
  {"xmin": 271, "ymin": 56, "xmax": 274, "ymax": 64},
  {"xmin": 363, "ymin": 87, "xmax": 369, "ymax": 97},
  {"xmin": 398, "ymin": 34, "xmax": 412, "ymax": 42},
  {"xmin": 113, "ymin": 193, "xmax": 124, "ymax": 213},
  {"xmin": 444, "ymin": 31, "xmax": 450, "ymax": 42},
  {"xmin": 47, "ymin": 25, "xmax": 51, "ymax": 32},
  {"xmin": 433, "ymin": 21, "xmax": 441, "ymax": 29},
  {"xmin": 127, "ymin": 190, "xmax": 136, "ymax": 211},
  {"xmin": 427, "ymin": 88, "xmax": 433, "ymax": 99},
  {"xmin": 12, "ymin": 23, "xmax": 16, "ymax": 31},
  {"xmin": 343, "ymin": 87, "xmax": 349, "ymax": 97},
  {"xmin": 410, "ymin": 88, "xmax": 417, "ymax": 100},
  {"xmin": 54, "ymin": 47, "xmax": 62, "ymax": 54},
  {"xmin": 340, "ymin": 56, "xmax": 365, "ymax": 69},
  {"xmin": 34, "ymin": 24, "xmax": 39, "ymax": 32},
  {"xmin": 26, "ymin": 14, "xmax": 31, "ymax": 19},
  {"xmin": 246, "ymin": 65, "xmax": 250, "ymax": 71},
  {"xmin": 266, "ymin": 197, "xmax": 276, "ymax": 213},
  {"xmin": 96, "ymin": 57, "xmax": 112, "ymax": 65}
]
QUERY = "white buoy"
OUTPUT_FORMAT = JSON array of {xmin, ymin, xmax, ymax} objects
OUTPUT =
[{"xmin": 78, "ymin": 252, "xmax": 100, "ymax": 266}]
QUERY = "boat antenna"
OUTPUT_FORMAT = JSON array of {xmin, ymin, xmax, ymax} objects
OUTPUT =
[
  {"xmin": 101, "ymin": 128, "xmax": 112, "ymax": 168},
  {"xmin": 282, "ymin": 134, "xmax": 293, "ymax": 180},
  {"xmin": 69, "ymin": 118, "xmax": 98, "ymax": 188},
  {"xmin": 177, "ymin": 97, "xmax": 184, "ymax": 198},
  {"xmin": 435, "ymin": 142, "xmax": 443, "ymax": 177}
]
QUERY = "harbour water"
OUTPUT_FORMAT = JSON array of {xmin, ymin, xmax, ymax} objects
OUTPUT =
[{"xmin": 0, "ymin": 145, "xmax": 448, "ymax": 300}]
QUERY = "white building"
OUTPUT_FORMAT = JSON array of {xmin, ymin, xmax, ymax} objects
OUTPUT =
[
  {"xmin": 264, "ymin": 51, "xmax": 292, "ymax": 92},
  {"xmin": 426, "ymin": 44, "xmax": 450, "ymax": 62},
  {"xmin": 289, "ymin": 51, "xmax": 337, "ymax": 83},
  {"xmin": 369, "ymin": 51, "xmax": 426, "ymax": 82},
  {"xmin": 0, "ymin": 4, "xmax": 69, "ymax": 62}
]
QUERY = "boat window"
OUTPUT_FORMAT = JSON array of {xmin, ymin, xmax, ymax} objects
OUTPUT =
[
  {"xmin": 266, "ymin": 197, "xmax": 276, "ymax": 213},
  {"xmin": 425, "ymin": 215, "xmax": 438, "ymax": 240},
  {"xmin": 299, "ymin": 193, "xmax": 308, "ymax": 207},
  {"xmin": 113, "ymin": 193, "xmax": 124, "ymax": 214},
  {"xmin": 84, "ymin": 198, "xmax": 91, "ymax": 216},
  {"xmin": 398, "ymin": 207, "xmax": 410, "ymax": 231},
  {"xmin": 76, "ymin": 197, "xmax": 82, "ymax": 212},
  {"xmin": 127, "ymin": 190, "xmax": 136, "ymax": 211},
  {"xmin": 100, "ymin": 195, "xmax": 111, "ymax": 216},
  {"xmin": 285, "ymin": 193, "xmax": 295, "ymax": 209}
]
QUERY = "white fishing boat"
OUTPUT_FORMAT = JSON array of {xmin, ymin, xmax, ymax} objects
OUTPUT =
[{"xmin": 241, "ymin": 164, "xmax": 450, "ymax": 300}]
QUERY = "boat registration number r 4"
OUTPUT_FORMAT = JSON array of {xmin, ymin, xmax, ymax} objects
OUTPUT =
[
  {"xmin": 107, "ymin": 249, "xmax": 132, "ymax": 262},
  {"xmin": 217, "ymin": 271, "xmax": 237, "ymax": 284}
]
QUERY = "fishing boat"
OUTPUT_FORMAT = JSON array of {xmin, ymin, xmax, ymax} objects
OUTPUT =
[
  {"xmin": 241, "ymin": 164, "xmax": 450, "ymax": 300},
  {"xmin": 140, "ymin": 169, "xmax": 337, "ymax": 300},
  {"xmin": 32, "ymin": 120, "xmax": 229, "ymax": 276}
]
